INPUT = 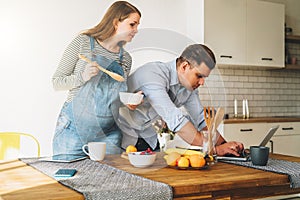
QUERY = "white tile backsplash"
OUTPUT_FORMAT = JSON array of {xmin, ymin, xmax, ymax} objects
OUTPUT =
[{"xmin": 199, "ymin": 66, "xmax": 300, "ymax": 118}]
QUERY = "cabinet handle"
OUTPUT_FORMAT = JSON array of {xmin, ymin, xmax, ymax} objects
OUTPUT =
[
  {"xmin": 261, "ymin": 58, "xmax": 273, "ymax": 61},
  {"xmin": 282, "ymin": 127, "xmax": 294, "ymax": 130},
  {"xmin": 240, "ymin": 129, "xmax": 253, "ymax": 132},
  {"xmin": 220, "ymin": 55, "xmax": 232, "ymax": 59}
]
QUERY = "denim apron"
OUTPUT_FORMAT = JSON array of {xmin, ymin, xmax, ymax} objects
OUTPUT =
[{"xmin": 53, "ymin": 37, "xmax": 126, "ymax": 155}]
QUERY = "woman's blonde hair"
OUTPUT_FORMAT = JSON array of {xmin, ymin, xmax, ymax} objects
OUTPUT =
[{"xmin": 83, "ymin": 1, "xmax": 141, "ymax": 41}]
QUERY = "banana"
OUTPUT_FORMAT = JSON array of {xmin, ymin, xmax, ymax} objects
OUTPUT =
[{"xmin": 164, "ymin": 148, "xmax": 205, "ymax": 157}]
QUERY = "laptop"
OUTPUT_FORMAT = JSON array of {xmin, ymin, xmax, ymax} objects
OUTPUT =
[{"xmin": 216, "ymin": 125, "xmax": 279, "ymax": 161}]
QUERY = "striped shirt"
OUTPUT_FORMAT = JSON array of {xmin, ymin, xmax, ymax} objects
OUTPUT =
[{"xmin": 52, "ymin": 34, "xmax": 132, "ymax": 102}]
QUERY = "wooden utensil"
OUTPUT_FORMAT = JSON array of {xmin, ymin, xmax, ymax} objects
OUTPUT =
[
  {"xmin": 204, "ymin": 106, "xmax": 215, "ymax": 155},
  {"xmin": 210, "ymin": 107, "xmax": 225, "ymax": 155},
  {"xmin": 213, "ymin": 107, "xmax": 225, "ymax": 133},
  {"xmin": 204, "ymin": 106, "xmax": 214, "ymax": 131},
  {"xmin": 79, "ymin": 54, "xmax": 125, "ymax": 82},
  {"xmin": 204, "ymin": 107, "xmax": 225, "ymax": 155}
]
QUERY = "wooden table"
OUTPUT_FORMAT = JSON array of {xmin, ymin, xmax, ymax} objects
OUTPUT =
[
  {"xmin": 101, "ymin": 153, "xmax": 300, "ymax": 200},
  {"xmin": 1, "ymin": 154, "xmax": 300, "ymax": 200},
  {"xmin": 0, "ymin": 160, "xmax": 84, "ymax": 200}
]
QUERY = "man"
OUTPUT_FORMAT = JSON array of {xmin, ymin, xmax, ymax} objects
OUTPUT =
[{"xmin": 118, "ymin": 44, "xmax": 244, "ymax": 156}]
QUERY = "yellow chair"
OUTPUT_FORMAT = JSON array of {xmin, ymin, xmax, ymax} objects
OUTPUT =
[{"xmin": 0, "ymin": 132, "xmax": 41, "ymax": 160}]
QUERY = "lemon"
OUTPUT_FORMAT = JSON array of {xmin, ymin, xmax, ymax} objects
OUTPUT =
[
  {"xmin": 177, "ymin": 157, "xmax": 190, "ymax": 168},
  {"xmin": 165, "ymin": 148, "xmax": 204, "ymax": 156},
  {"xmin": 166, "ymin": 152, "xmax": 181, "ymax": 166},
  {"xmin": 126, "ymin": 145, "xmax": 137, "ymax": 153}
]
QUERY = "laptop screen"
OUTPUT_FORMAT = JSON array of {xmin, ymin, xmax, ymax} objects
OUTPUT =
[{"xmin": 259, "ymin": 125, "xmax": 279, "ymax": 147}]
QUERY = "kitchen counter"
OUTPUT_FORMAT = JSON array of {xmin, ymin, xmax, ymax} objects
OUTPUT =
[{"xmin": 224, "ymin": 116, "xmax": 300, "ymax": 124}]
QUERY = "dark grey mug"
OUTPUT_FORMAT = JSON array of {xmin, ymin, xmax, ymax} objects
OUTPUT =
[{"xmin": 250, "ymin": 146, "xmax": 269, "ymax": 166}]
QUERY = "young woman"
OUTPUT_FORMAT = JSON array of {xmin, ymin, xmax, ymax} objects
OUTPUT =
[{"xmin": 52, "ymin": 1, "xmax": 141, "ymax": 155}]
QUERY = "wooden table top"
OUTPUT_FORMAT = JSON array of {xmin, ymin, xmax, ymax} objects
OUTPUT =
[
  {"xmin": 1, "ymin": 153, "xmax": 300, "ymax": 200},
  {"xmin": 0, "ymin": 160, "xmax": 84, "ymax": 200},
  {"xmin": 101, "ymin": 153, "xmax": 300, "ymax": 200}
]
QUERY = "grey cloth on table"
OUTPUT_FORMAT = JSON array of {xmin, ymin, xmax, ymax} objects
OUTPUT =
[
  {"xmin": 221, "ymin": 158, "xmax": 300, "ymax": 188},
  {"xmin": 20, "ymin": 158, "xmax": 173, "ymax": 200}
]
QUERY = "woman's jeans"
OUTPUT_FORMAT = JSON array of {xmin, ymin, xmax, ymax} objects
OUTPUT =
[{"xmin": 53, "ymin": 102, "xmax": 122, "ymax": 155}]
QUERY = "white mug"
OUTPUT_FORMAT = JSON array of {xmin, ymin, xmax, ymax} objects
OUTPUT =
[{"xmin": 82, "ymin": 142, "xmax": 106, "ymax": 161}]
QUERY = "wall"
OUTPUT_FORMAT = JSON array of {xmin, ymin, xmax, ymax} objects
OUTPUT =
[
  {"xmin": 199, "ymin": 66, "xmax": 300, "ymax": 118},
  {"xmin": 0, "ymin": 0, "xmax": 118, "ymax": 156}
]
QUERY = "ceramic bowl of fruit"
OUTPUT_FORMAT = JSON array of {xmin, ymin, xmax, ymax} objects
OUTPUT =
[{"xmin": 128, "ymin": 148, "xmax": 156, "ymax": 168}]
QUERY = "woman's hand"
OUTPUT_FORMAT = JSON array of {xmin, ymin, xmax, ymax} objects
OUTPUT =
[
  {"xmin": 215, "ymin": 141, "xmax": 244, "ymax": 156},
  {"xmin": 81, "ymin": 61, "xmax": 99, "ymax": 82},
  {"xmin": 125, "ymin": 91, "xmax": 144, "ymax": 110}
]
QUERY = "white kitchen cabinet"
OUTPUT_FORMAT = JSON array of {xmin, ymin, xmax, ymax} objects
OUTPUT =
[
  {"xmin": 204, "ymin": 0, "xmax": 284, "ymax": 68},
  {"xmin": 223, "ymin": 122, "xmax": 300, "ymax": 157},
  {"xmin": 268, "ymin": 122, "xmax": 300, "ymax": 157},
  {"xmin": 204, "ymin": 0, "xmax": 246, "ymax": 65},
  {"xmin": 223, "ymin": 123, "xmax": 270, "ymax": 148},
  {"xmin": 246, "ymin": 0, "xmax": 284, "ymax": 67}
]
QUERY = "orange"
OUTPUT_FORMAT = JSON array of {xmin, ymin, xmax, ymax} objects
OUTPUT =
[
  {"xmin": 189, "ymin": 154, "xmax": 206, "ymax": 168},
  {"xmin": 166, "ymin": 152, "xmax": 181, "ymax": 166},
  {"xmin": 126, "ymin": 145, "xmax": 137, "ymax": 153}
]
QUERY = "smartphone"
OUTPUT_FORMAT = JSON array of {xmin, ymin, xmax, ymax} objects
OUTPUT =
[{"xmin": 54, "ymin": 168, "xmax": 77, "ymax": 178}]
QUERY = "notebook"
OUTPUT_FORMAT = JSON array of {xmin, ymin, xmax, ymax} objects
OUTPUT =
[{"xmin": 216, "ymin": 125, "xmax": 279, "ymax": 161}]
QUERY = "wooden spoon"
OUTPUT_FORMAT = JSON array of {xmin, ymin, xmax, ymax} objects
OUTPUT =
[
  {"xmin": 79, "ymin": 54, "xmax": 125, "ymax": 82},
  {"xmin": 208, "ymin": 107, "xmax": 224, "ymax": 156},
  {"xmin": 213, "ymin": 107, "xmax": 225, "ymax": 132}
]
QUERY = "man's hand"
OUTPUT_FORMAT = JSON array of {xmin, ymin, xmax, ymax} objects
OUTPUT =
[{"xmin": 215, "ymin": 141, "xmax": 244, "ymax": 156}]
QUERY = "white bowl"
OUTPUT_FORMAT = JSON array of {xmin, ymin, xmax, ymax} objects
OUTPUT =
[
  {"xmin": 119, "ymin": 92, "xmax": 143, "ymax": 105},
  {"xmin": 128, "ymin": 152, "xmax": 156, "ymax": 168}
]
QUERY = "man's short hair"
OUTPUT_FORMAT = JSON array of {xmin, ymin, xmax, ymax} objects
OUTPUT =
[{"xmin": 180, "ymin": 44, "xmax": 216, "ymax": 70}]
